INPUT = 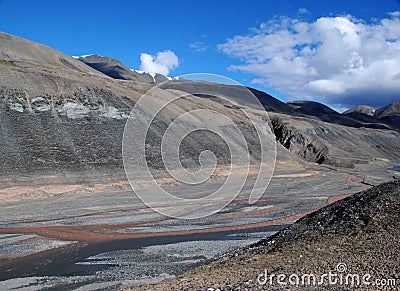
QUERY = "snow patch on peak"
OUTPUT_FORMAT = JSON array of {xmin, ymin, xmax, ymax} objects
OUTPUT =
[
  {"xmin": 72, "ymin": 54, "xmax": 98, "ymax": 59},
  {"xmin": 131, "ymin": 69, "xmax": 179, "ymax": 82},
  {"xmin": 166, "ymin": 76, "xmax": 180, "ymax": 81},
  {"xmin": 131, "ymin": 69, "xmax": 145, "ymax": 74}
]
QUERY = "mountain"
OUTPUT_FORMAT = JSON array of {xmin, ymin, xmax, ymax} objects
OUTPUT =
[
  {"xmin": 287, "ymin": 100, "xmax": 340, "ymax": 116},
  {"xmin": 343, "ymin": 103, "xmax": 400, "ymax": 130},
  {"xmin": 0, "ymin": 32, "xmax": 102, "ymax": 78},
  {"xmin": 286, "ymin": 100, "xmax": 364, "ymax": 127},
  {"xmin": 374, "ymin": 102, "xmax": 400, "ymax": 119},
  {"xmin": 76, "ymin": 54, "xmax": 168, "ymax": 83},
  {"xmin": 0, "ymin": 31, "xmax": 267, "ymax": 179},
  {"xmin": 1, "ymin": 31, "xmax": 399, "ymax": 177},
  {"xmin": 0, "ymin": 31, "xmax": 143, "ymax": 177},
  {"xmin": 343, "ymin": 105, "xmax": 376, "ymax": 116},
  {"xmin": 146, "ymin": 180, "xmax": 400, "ymax": 290},
  {"xmin": 374, "ymin": 102, "xmax": 400, "ymax": 130},
  {"xmin": 0, "ymin": 30, "xmax": 399, "ymax": 182},
  {"xmin": 159, "ymin": 80, "xmax": 296, "ymax": 115},
  {"xmin": 286, "ymin": 100, "xmax": 394, "ymax": 129}
]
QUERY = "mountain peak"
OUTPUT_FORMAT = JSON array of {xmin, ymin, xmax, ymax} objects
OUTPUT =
[
  {"xmin": 343, "ymin": 105, "xmax": 376, "ymax": 116},
  {"xmin": 76, "ymin": 54, "xmax": 171, "ymax": 83}
]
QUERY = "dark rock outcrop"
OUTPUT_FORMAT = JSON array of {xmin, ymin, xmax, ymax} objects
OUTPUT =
[{"xmin": 271, "ymin": 118, "xmax": 328, "ymax": 163}]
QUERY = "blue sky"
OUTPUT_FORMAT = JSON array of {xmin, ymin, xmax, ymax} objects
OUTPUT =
[{"xmin": 0, "ymin": 0, "xmax": 399, "ymax": 110}]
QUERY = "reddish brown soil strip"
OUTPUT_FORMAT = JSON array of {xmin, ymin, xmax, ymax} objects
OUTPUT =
[
  {"xmin": 0, "ymin": 210, "xmax": 314, "ymax": 243},
  {"xmin": 0, "ymin": 192, "xmax": 356, "ymax": 244},
  {"xmin": 8, "ymin": 196, "xmax": 275, "ymax": 227}
]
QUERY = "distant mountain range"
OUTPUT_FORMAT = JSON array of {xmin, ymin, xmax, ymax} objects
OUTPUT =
[{"xmin": 76, "ymin": 54, "xmax": 400, "ymax": 131}]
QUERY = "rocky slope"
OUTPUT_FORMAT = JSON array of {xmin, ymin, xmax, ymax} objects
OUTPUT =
[
  {"xmin": 160, "ymin": 81, "xmax": 400, "ymax": 167},
  {"xmin": 0, "ymin": 31, "xmax": 266, "ymax": 184},
  {"xmin": 0, "ymin": 30, "xmax": 399, "ymax": 189},
  {"xmin": 269, "ymin": 112, "xmax": 400, "ymax": 168},
  {"xmin": 144, "ymin": 180, "xmax": 400, "ymax": 290},
  {"xmin": 0, "ymin": 31, "xmax": 140, "ymax": 176}
]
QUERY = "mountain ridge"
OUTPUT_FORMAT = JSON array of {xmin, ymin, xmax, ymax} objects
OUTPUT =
[{"xmin": 76, "ymin": 54, "xmax": 170, "ymax": 83}]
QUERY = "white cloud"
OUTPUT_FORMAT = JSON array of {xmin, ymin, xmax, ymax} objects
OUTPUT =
[
  {"xmin": 218, "ymin": 14, "xmax": 400, "ymax": 108},
  {"xmin": 297, "ymin": 8, "xmax": 309, "ymax": 15},
  {"xmin": 189, "ymin": 41, "xmax": 208, "ymax": 53},
  {"xmin": 139, "ymin": 50, "xmax": 179, "ymax": 76},
  {"xmin": 388, "ymin": 11, "xmax": 400, "ymax": 18}
]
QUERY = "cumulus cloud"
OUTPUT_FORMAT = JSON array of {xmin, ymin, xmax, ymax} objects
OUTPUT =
[
  {"xmin": 218, "ymin": 13, "xmax": 400, "ymax": 109},
  {"xmin": 139, "ymin": 50, "xmax": 179, "ymax": 76}
]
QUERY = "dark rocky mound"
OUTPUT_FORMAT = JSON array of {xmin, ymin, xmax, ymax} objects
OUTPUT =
[
  {"xmin": 257, "ymin": 180, "xmax": 400, "ymax": 247},
  {"xmin": 247, "ymin": 88, "xmax": 296, "ymax": 114},
  {"xmin": 77, "ymin": 54, "xmax": 168, "ymax": 83},
  {"xmin": 146, "ymin": 180, "xmax": 400, "ymax": 290}
]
